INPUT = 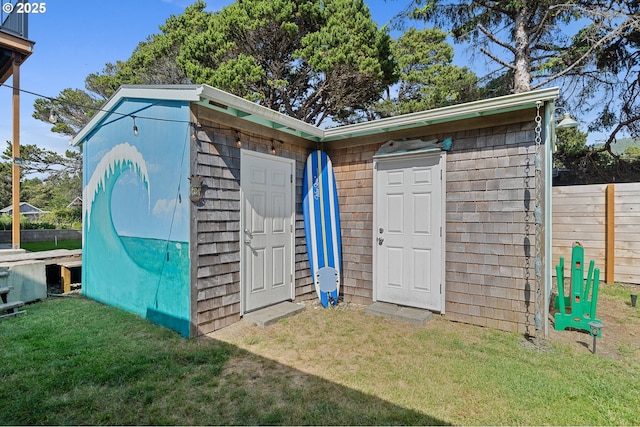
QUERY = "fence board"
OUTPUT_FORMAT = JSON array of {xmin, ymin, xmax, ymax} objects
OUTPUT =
[
  {"xmin": 554, "ymin": 217, "xmax": 605, "ymax": 225},
  {"xmin": 553, "ymin": 182, "xmax": 640, "ymax": 284}
]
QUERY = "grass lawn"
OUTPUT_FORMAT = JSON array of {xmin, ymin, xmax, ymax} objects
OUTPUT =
[
  {"xmin": 21, "ymin": 239, "xmax": 82, "ymax": 252},
  {"xmin": 1, "ymin": 295, "xmax": 639, "ymax": 425}
]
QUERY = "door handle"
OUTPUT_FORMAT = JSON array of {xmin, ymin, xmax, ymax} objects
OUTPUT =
[{"xmin": 377, "ymin": 237, "xmax": 384, "ymax": 246}]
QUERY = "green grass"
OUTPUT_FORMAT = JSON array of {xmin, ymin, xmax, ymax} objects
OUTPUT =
[
  {"xmin": 600, "ymin": 282, "xmax": 640, "ymax": 315},
  {"xmin": 1, "ymin": 297, "xmax": 639, "ymax": 425},
  {"xmin": 600, "ymin": 282, "xmax": 638, "ymax": 300},
  {"xmin": 21, "ymin": 239, "xmax": 82, "ymax": 252}
]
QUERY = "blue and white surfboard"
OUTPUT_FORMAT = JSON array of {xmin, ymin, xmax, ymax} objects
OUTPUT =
[{"xmin": 302, "ymin": 150, "xmax": 342, "ymax": 308}]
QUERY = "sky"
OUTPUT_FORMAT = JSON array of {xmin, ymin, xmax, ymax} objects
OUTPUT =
[
  {"xmin": 0, "ymin": 0, "xmax": 231, "ymax": 156},
  {"xmin": 0, "ymin": 0, "xmax": 446, "ymax": 159},
  {"xmin": 0, "ymin": 0, "xmax": 590, "ymax": 161}
]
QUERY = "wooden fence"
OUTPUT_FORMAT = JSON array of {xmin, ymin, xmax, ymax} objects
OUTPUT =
[{"xmin": 552, "ymin": 182, "xmax": 640, "ymax": 284}]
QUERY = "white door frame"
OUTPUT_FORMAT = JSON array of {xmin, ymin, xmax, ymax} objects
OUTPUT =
[
  {"xmin": 240, "ymin": 149, "xmax": 295, "ymax": 315},
  {"xmin": 372, "ymin": 150, "xmax": 446, "ymax": 313}
]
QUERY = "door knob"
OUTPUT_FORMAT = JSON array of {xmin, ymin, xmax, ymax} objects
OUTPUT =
[{"xmin": 377, "ymin": 237, "xmax": 384, "ymax": 246}]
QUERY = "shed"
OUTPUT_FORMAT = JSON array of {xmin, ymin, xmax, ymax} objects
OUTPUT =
[{"xmin": 72, "ymin": 84, "xmax": 560, "ymax": 338}]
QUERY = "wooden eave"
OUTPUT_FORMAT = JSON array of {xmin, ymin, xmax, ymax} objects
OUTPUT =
[
  {"xmin": 0, "ymin": 30, "xmax": 34, "ymax": 83},
  {"xmin": 72, "ymin": 84, "xmax": 561, "ymax": 148},
  {"xmin": 0, "ymin": 30, "xmax": 34, "ymax": 56}
]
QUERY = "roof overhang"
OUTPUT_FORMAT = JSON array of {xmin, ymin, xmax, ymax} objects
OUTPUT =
[
  {"xmin": 72, "ymin": 85, "xmax": 202, "ymax": 145},
  {"xmin": 323, "ymin": 87, "xmax": 559, "ymax": 142},
  {"xmin": 72, "ymin": 84, "xmax": 560, "ymax": 147},
  {"xmin": 0, "ymin": 30, "xmax": 35, "ymax": 84}
]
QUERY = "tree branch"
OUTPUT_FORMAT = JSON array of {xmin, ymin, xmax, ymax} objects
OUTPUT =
[
  {"xmin": 531, "ymin": 17, "xmax": 637, "ymax": 90},
  {"xmin": 480, "ymin": 47, "xmax": 516, "ymax": 70},
  {"xmin": 477, "ymin": 23, "xmax": 516, "ymax": 54}
]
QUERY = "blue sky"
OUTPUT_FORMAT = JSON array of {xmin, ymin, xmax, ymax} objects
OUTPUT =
[
  {"xmin": 0, "ymin": 0, "xmax": 430, "ymax": 160},
  {"xmin": 0, "ymin": 0, "xmax": 592, "ymax": 162}
]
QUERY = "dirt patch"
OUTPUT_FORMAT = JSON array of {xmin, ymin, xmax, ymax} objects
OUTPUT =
[
  {"xmin": 211, "ymin": 285, "xmax": 640, "ymax": 368},
  {"xmin": 547, "ymin": 283, "xmax": 640, "ymax": 362}
]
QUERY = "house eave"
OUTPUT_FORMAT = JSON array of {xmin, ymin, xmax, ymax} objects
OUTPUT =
[
  {"xmin": 322, "ymin": 87, "xmax": 560, "ymax": 142},
  {"xmin": 197, "ymin": 85, "xmax": 324, "ymax": 141},
  {"xmin": 71, "ymin": 85, "xmax": 202, "ymax": 146},
  {"xmin": 71, "ymin": 84, "xmax": 560, "ymax": 147}
]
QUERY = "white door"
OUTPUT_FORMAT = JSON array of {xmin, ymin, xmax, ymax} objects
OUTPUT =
[
  {"xmin": 373, "ymin": 151, "xmax": 445, "ymax": 311},
  {"xmin": 241, "ymin": 150, "xmax": 295, "ymax": 313}
]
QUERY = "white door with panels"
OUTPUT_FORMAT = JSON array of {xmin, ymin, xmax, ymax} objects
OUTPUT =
[
  {"xmin": 241, "ymin": 150, "xmax": 295, "ymax": 313},
  {"xmin": 373, "ymin": 151, "xmax": 445, "ymax": 312}
]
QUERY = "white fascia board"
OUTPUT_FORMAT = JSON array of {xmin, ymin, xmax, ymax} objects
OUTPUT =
[
  {"xmin": 72, "ymin": 85, "xmax": 560, "ymax": 146},
  {"xmin": 323, "ymin": 87, "xmax": 560, "ymax": 142},
  {"xmin": 198, "ymin": 85, "xmax": 324, "ymax": 140},
  {"xmin": 71, "ymin": 85, "xmax": 201, "ymax": 146}
]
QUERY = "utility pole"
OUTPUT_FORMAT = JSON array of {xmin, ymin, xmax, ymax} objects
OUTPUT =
[
  {"xmin": 0, "ymin": 1, "xmax": 35, "ymax": 250},
  {"xmin": 11, "ymin": 55, "xmax": 20, "ymax": 249}
]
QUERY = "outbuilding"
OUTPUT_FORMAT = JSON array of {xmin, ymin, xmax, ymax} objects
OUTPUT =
[{"xmin": 72, "ymin": 84, "xmax": 560, "ymax": 338}]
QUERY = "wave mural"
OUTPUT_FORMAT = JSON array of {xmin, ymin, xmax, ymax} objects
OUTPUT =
[
  {"xmin": 83, "ymin": 143, "xmax": 190, "ymax": 337},
  {"xmin": 85, "ymin": 143, "xmax": 150, "ymax": 229}
]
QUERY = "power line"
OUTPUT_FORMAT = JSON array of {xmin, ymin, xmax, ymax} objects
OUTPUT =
[{"xmin": 0, "ymin": 83, "xmax": 195, "ymax": 126}]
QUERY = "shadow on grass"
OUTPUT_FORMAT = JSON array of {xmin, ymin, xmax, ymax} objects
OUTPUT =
[{"xmin": 0, "ymin": 297, "xmax": 449, "ymax": 425}]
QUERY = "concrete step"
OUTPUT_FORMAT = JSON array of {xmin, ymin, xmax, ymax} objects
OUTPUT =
[
  {"xmin": 243, "ymin": 301, "xmax": 305, "ymax": 328},
  {"xmin": 365, "ymin": 302, "xmax": 433, "ymax": 326},
  {"xmin": 0, "ymin": 300, "xmax": 26, "ymax": 320},
  {"xmin": 0, "ymin": 300, "xmax": 25, "ymax": 312}
]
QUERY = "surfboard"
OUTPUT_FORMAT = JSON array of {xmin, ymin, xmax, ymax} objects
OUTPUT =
[{"xmin": 302, "ymin": 150, "xmax": 342, "ymax": 308}]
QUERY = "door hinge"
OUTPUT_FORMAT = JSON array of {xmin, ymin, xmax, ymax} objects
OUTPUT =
[
  {"xmin": 440, "ymin": 283, "xmax": 442, "ymax": 294},
  {"xmin": 440, "ymin": 226, "xmax": 442, "ymax": 237},
  {"xmin": 290, "ymin": 174, "xmax": 293, "ymax": 183},
  {"xmin": 441, "ymin": 169, "xmax": 443, "ymax": 180}
]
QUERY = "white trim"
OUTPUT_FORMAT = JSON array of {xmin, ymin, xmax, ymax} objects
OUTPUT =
[
  {"xmin": 198, "ymin": 85, "xmax": 323, "ymax": 139},
  {"xmin": 239, "ymin": 150, "xmax": 246, "ymax": 316},
  {"xmin": 544, "ymin": 101, "xmax": 555, "ymax": 338},
  {"xmin": 239, "ymin": 149, "xmax": 296, "ymax": 315},
  {"xmin": 73, "ymin": 84, "xmax": 560, "ymax": 148},
  {"xmin": 72, "ymin": 85, "xmax": 201, "ymax": 146},
  {"xmin": 372, "ymin": 158, "xmax": 378, "ymax": 303},
  {"xmin": 440, "ymin": 152, "xmax": 447, "ymax": 314},
  {"xmin": 324, "ymin": 87, "xmax": 560, "ymax": 141},
  {"xmin": 372, "ymin": 149, "xmax": 446, "ymax": 312}
]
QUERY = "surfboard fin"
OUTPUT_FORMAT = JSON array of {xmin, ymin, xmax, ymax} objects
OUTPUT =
[{"xmin": 320, "ymin": 290, "xmax": 339, "ymax": 308}]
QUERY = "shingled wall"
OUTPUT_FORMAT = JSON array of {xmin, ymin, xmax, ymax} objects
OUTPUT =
[
  {"xmin": 327, "ymin": 113, "xmax": 544, "ymax": 335},
  {"xmin": 191, "ymin": 106, "xmax": 315, "ymax": 335},
  {"xmin": 444, "ymin": 121, "xmax": 541, "ymax": 336},
  {"xmin": 190, "ymin": 104, "xmax": 546, "ymax": 336}
]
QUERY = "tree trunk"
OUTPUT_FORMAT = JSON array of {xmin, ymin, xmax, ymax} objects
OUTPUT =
[{"xmin": 513, "ymin": 8, "xmax": 531, "ymax": 93}]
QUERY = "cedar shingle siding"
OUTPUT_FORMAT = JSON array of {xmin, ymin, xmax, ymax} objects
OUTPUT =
[
  {"xmin": 328, "ymin": 116, "xmax": 541, "ymax": 335},
  {"xmin": 192, "ymin": 106, "xmax": 315, "ymax": 335},
  {"xmin": 191, "ymin": 106, "xmax": 543, "ymax": 336},
  {"xmin": 74, "ymin": 85, "xmax": 556, "ymax": 339}
]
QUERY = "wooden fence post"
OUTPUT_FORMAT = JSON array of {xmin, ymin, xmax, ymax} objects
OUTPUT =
[{"xmin": 606, "ymin": 184, "xmax": 615, "ymax": 284}]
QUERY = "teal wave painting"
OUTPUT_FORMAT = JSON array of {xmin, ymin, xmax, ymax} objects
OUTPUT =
[{"xmin": 83, "ymin": 142, "xmax": 190, "ymax": 337}]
